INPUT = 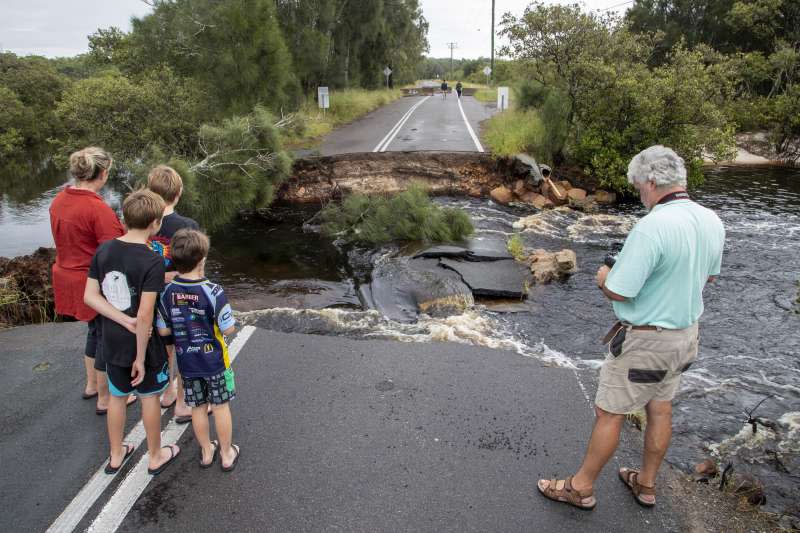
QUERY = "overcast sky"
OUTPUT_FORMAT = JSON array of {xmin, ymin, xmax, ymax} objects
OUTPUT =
[{"xmin": 0, "ymin": 0, "xmax": 629, "ymax": 59}]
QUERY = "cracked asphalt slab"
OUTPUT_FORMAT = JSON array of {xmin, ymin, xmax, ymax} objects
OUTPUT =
[{"xmin": 319, "ymin": 94, "xmax": 495, "ymax": 156}]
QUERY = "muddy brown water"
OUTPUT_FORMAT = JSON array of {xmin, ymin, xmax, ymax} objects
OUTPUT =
[{"xmin": 1, "ymin": 162, "xmax": 798, "ymax": 518}]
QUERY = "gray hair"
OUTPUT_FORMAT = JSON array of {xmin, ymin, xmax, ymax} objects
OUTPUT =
[{"xmin": 627, "ymin": 145, "xmax": 687, "ymax": 188}]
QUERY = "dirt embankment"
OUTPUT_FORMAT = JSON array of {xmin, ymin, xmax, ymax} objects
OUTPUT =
[
  {"xmin": 276, "ymin": 151, "xmax": 597, "ymax": 204},
  {"xmin": 0, "ymin": 248, "xmax": 56, "ymax": 328}
]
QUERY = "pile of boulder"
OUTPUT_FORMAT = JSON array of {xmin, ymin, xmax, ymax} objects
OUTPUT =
[{"xmin": 490, "ymin": 177, "xmax": 616, "ymax": 213}]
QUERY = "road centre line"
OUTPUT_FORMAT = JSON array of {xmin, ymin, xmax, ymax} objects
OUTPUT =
[
  {"xmin": 372, "ymin": 96, "xmax": 430, "ymax": 152},
  {"xmin": 457, "ymin": 97, "xmax": 484, "ymax": 153},
  {"xmin": 47, "ymin": 325, "xmax": 256, "ymax": 533}
]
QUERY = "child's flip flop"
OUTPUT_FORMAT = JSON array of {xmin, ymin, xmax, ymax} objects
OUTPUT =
[
  {"xmin": 147, "ymin": 444, "xmax": 180, "ymax": 476},
  {"xmin": 199, "ymin": 440, "xmax": 219, "ymax": 469},
  {"xmin": 221, "ymin": 444, "xmax": 240, "ymax": 473},
  {"xmin": 105, "ymin": 443, "xmax": 136, "ymax": 474}
]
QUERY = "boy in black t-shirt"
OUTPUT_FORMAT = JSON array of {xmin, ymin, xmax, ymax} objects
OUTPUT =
[
  {"xmin": 147, "ymin": 165, "xmax": 200, "ymax": 420},
  {"xmin": 84, "ymin": 190, "xmax": 181, "ymax": 476}
]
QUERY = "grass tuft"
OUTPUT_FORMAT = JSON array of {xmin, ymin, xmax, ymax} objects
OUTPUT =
[{"xmin": 483, "ymin": 109, "xmax": 546, "ymax": 157}]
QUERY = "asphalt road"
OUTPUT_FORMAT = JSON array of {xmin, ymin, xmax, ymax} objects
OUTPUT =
[
  {"xmin": 319, "ymin": 94, "xmax": 495, "ymax": 155},
  {"xmin": 2, "ymin": 323, "xmax": 681, "ymax": 532}
]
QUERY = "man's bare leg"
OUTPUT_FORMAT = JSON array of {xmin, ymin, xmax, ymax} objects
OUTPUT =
[
  {"xmin": 539, "ymin": 406, "xmax": 625, "ymax": 496},
  {"xmin": 635, "ymin": 400, "xmax": 672, "ymax": 504}
]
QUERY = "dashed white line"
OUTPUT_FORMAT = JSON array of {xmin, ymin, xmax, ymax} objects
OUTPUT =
[
  {"xmin": 457, "ymin": 97, "xmax": 484, "ymax": 152},
  {"xmin": 373, "ymin": 96, "xmax": 430, "ymax": 152},
  {"xmin": 47, "ymin": 325, "xmax": 257, "ymax": 533}
]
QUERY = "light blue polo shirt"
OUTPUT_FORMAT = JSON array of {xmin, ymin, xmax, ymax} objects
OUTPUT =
[{"xmin": 605, "ymin": 199, "xmax": 725, "ymax": 329}]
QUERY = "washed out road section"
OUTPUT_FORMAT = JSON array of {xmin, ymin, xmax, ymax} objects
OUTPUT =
[{"xmin": 117, "ymin": 328, "xmax": 678, "ymax": 532}]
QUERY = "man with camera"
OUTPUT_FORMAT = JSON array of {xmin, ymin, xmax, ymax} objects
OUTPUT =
[{"xmin": 537, "ymin": 145, "xmax": 725, "ymax": 510}]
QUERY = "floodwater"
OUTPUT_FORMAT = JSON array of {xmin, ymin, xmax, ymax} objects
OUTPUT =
[{"xmin": 1, "ymin": 162, "xmax": 798, "ymax": 516}]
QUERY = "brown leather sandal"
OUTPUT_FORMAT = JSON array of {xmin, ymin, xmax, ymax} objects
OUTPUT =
[
  {"xmin": 619, "ymin": 468, "xmax": 656, "ymax": 507},
  {"xmin": 537, "ymin": 476, "xmax": 597, "ymax": 510}
]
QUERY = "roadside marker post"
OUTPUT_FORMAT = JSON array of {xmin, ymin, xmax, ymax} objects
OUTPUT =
[
  {"xmin": 383, "ymin": 67, "xmax": 392, "ymax": 89},
  {"xmin": 497, "ymin": 86, "xmax": 509, "ymax": 111},
  {"xmin": 318, "ymin": 86, "xmax": 329, "ymax": 117}
]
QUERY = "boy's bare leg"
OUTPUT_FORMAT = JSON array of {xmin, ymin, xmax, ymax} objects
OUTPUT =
[
  {"xmin": 107, "ymin": 394, "xmax": 128, "ymax": 466},
  {"xmin": 160, "ymin": 346, "xmax": 178, "ymax": 407},
  {"xmin": 83, "ymin": 356, "xmax": 97, "ymax": 395},
  {"xmin": 212, "ymin": 402, "xmax": 237, "ymax": 467},
  {"xmin": 140, "ymin": 394, "xmax": 179, "ymax": 469},
  {"xmin": 192, "ymin": 404, "xmax": 214, "ymax": 464},
  {"xmin": 175, "ymin": 374, "xmax": 192, "ymax": 418},
  {"xmin": 96, "ymin": 370, "xmax": 110, "ymax": 410}
]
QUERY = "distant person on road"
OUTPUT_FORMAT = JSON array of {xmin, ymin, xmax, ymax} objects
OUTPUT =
[
  {"xmin": 49, "ymin": 147, "xmax": 136, "ymax": 414},
  {"xmin": 146, "ymin": 165, "xmax": 200, "ymax": 422},
  {"xmin": 537, "ymin": 146, "xmax": 724, "ymax": 510},
  {"xmin": 84, "ymin": 190, "xmax": 180, "ymax": 475},
  {"xmin": 441, "ymin": 79, "xmax": 448, "ymax": 99},
  {"xmin": 456, "ymin": 81, "xmax": 463, "ymax": 99},
  {"xmin": 156, "ymin": 229, "xmax": 240, "ymax": 472}
]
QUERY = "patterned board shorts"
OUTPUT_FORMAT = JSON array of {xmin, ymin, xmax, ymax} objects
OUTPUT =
[
  {"xmin": 595, "ymin": 322, "xmax": 698, "ymax": 414},
  {"xmin": 183, "ymin": 369, "xmax": 236, "ymax": 407}
]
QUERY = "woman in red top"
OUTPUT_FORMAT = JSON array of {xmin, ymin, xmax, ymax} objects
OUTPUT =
[{"xmin": 50, "ymin": 147, "xmax": 130, "ymax": 413}]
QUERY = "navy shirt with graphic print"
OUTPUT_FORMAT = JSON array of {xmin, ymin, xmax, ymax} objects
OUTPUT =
[
  {"xmin": 156, "ymin": 277, "xmax": 236, "ymax": 378},
  {"xmin": 88, "ymin": 239, "xmax": 168, "ymax": 369}
]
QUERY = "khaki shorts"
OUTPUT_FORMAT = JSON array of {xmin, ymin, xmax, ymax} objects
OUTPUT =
[{"xmin": 595, "ymin": 322, "xmax": 698, "ymax": 414}]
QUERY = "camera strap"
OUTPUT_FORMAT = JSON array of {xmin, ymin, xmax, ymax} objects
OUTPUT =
[{"xmin": 656, "ymin": 191, "xmax": 691, "ymax": 205}]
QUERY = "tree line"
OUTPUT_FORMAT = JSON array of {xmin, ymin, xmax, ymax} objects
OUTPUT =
[
  {"xmin": 493, "ymin": 0, "xmax": 798, "ymax": 193},
  {"xmin": 0, "ymin": 0, "xmax": 429, "ymax": 229}
]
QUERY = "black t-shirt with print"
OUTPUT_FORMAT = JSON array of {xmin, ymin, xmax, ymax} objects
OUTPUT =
[
  {"xmin": 157, "ymin": 212, "xmax": 200, "ymax": 240},
  {"xmin": 88, "ymin": 239, "xmax": 168, "ymax": 369}
]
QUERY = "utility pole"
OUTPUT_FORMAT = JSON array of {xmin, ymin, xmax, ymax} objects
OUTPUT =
[
  {"xmin": 490, "ymin": 0, "xmax": 495, "ymax": 85},
  {"xmin": 446, "ymin": 42, "xmax": 458, "ymax": 79}
]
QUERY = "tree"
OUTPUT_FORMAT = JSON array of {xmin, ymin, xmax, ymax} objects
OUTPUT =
[
  {"xmin": 0, "ymin": 53, "xmax": 69, "ymax": 146},
  {"xmin": 0, "ymin": 87, "xmax": 30, "ymax": 157},
  {"xmin": 55, "ymin": 68, "xmax": 203, "ymax": 161}
]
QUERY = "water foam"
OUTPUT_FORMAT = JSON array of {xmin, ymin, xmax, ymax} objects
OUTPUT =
[{"xmin": 237, "ymin": 307, "xmax": 577, "ymax": 368}]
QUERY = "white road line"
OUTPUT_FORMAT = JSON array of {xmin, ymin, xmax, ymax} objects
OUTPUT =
[
  {"xmin": 457, "ymin": 97, "xmax": 485, "ymax": 152},
  {"xmin": 47, "ymin": 325, "xmax": 257, "ymax": 533},
  {"xmin": 373, "ymin": 96, "xmax": 430, "ymax": 152}
]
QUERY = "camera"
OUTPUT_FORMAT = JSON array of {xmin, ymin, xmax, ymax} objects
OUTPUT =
[{"xmin": 604, "ymin": 242, "xmax": 623, "ymax": 268}]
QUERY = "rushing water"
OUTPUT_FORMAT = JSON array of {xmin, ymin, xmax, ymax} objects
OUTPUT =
[{"xmin": 1, "ymin": 164, "xmax": 798, "ymax": 516}]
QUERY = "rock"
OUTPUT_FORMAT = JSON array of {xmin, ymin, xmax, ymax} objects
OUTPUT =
[
  {"xmin": 527, "ymin": 249, "xmax": 578, "ymax": 284},
  {"xmin": 513, "ymin": 179, "xmax": 527, "ymax": 196},
  {"xmin": 568, "ymin": 194, "xmax": 599, "ymax": 213},
  {"xmin": 566, "ymin": 188, "xmax": 587, "ymax": 201},
  {"xmin": 519, "ymin": 191, "xmax": 539, "ymax": 204},
  {"xmin": 559, "ymin": 180, "xmax": 573, "ymax": 191},
  {"xmin": 414, "ymin": 243, "xmax": 512, "ymax": 262},
  {"xmin": 541, "ymin": 178, "xmax": 568, "ymax": 206},
  {"xmin": 595, "ymin": 190, "xmax": 617, "ymax": 204},
  {"xmin": 532, "ymin": 194, "xmax": 552, "ymax": 210},
  {"xmin": 694, "ymin": 459, "xmax": 718, "ymax": 476},
  {"xmin": 490, "ymin": 186, "xmax": 514, "ymax": 205}
]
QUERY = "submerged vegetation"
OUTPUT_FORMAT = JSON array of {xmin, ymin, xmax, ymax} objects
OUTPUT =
[{"xmin": 320, "ymin": 185, "xmax": 474, "ymax": 245}]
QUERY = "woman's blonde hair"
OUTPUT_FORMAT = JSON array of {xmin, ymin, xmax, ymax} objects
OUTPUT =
[{"xmin": 69, "ymin": 147, "xmax": 113, "ymax": 182}]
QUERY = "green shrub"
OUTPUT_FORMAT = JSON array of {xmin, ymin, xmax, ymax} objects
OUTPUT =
[
  {"xmin": 320, "ymin": 184, "xmax": 474, "ymax": 245},
  {"xmin": 483, "ymin": 109, "xmax": 546, "ymax": 158},
  {"xmin": 515, "ymin": 79, "xmax": 548, "ymax": 110},
  {"xmin": 507, "ymin": 234, "xmax": 526, "ymax": 261}
]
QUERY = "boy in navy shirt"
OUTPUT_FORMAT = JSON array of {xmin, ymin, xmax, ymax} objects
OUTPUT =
[
  {"xmin": 156, "ymin": 229, "xmax": 240, "ymax": 471},
  {"xmin": 147, "ymin": 164, "xmax": 200, "ymax": 420},
  {"xmin": 84, "ymin": 190, "xmax": 181, "ymax": 475}
]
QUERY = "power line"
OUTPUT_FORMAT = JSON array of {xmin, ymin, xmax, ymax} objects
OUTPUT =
[{"xmin": 599, "ymin": 0, "xmax": 635, "ymax": 11}]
